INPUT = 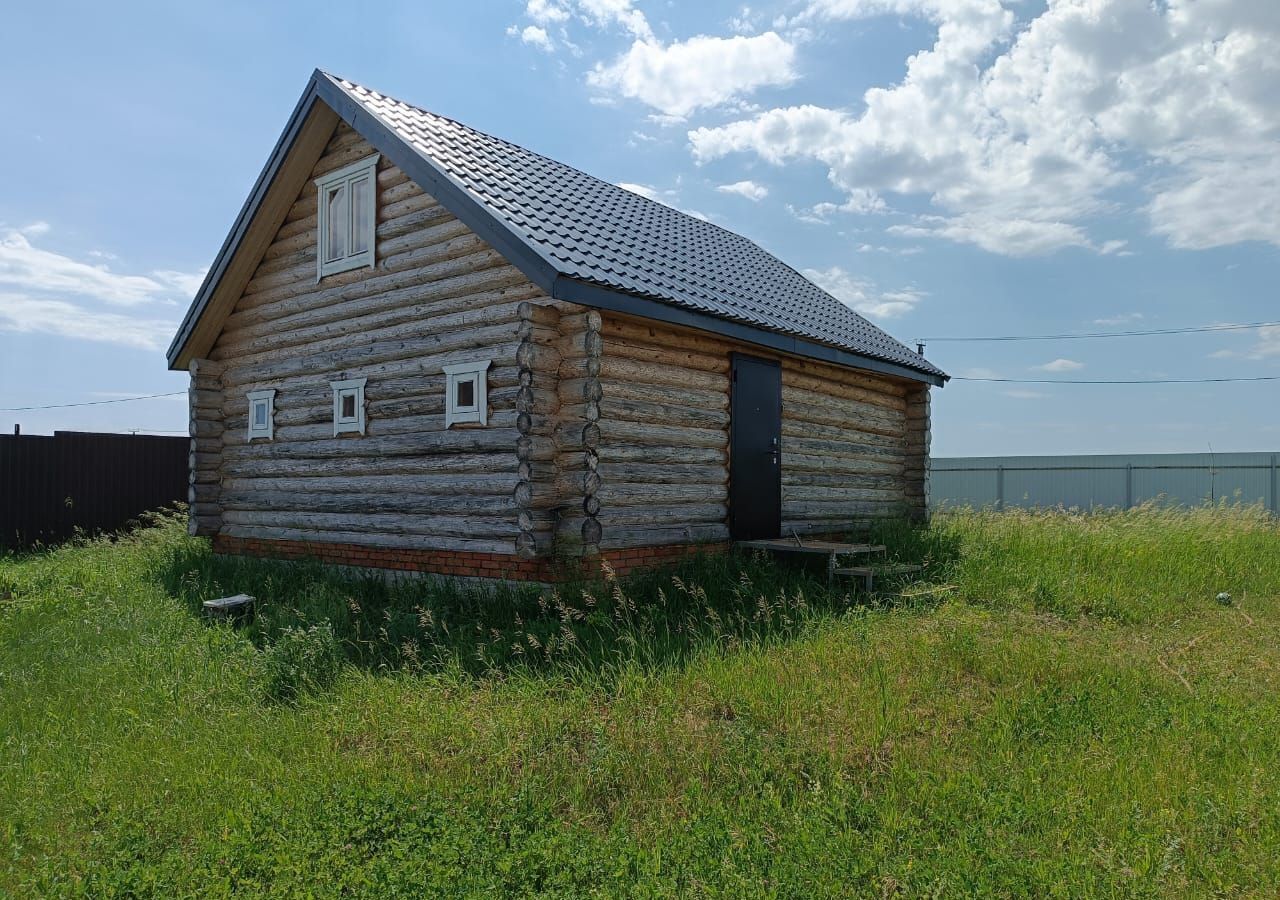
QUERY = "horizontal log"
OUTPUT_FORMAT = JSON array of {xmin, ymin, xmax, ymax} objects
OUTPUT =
[
  {"xmin": 782, "ymin": 499, "xmax": 903, "ymax": 518},
  {"xmin": 190, "ymin": 515, "xmax": 221, "ymax": 537},
  {"xmin": 595, "ymin": 462, "xmax": 727, "ymax": 485},
  {"xmin": 782, "ymin": 368, "xmax": 906, "ymax": 411},
  {"xmin": 782, "ymin": 356, "xmax": 910, "ymax": 399},
  {"xmin": 222, "ymin": 369, "xmax": 522, "ymax": 417},
  {"xmin": 781, "ymin": 472, "xmax": 901, "ymax": 489},
  {"xmin": 782, "ymin": 451, "xmax": 903, "ymax": 476},
  {"xmin": 221, "ymin": 333, "xmax": 523, "ymax": 392},
  {"xmin": 219, "ymin": 299, "xmax": 526, "ymax": 372},
  {"xmin": 220, "ymin": 509, "xmax": 519, "ymax": 539},
  {"xmin": 221, "ymin": 452, "xmax": 516, "ymax": 479},
  {"xmin": 596, "ymin": 482, "xmax": 728, "ymax": 505},
  {"xmin": 221, "ymin": 428, "xmax": 523, "ymax": 461},
  {"xmin": 783, "ymin": 435, "xmax": 905, "ymax": 463},
  {"xmin": 222, "ymin": 410, "xmax": 518, "ymax": 447},
  {"xmin": 596, "ymin": 445, "xmax": 727, "ymax": 466},
  {"xmin": 598, "ymin": 523, "xmax": 729, "ymax": 550},
  {"xmin": 781, "ymin": 414, "xmax": 902, "ymax": 446},
  {"xmin": 599, "ymin": 337, "xmax": 730, "ymax": 376},
  {"xmin": 220, "ymin": 490, "xmax": 518, "ymax": 516},
  {"xmin": 225, "ymin": 248, "xmax": 526, "ymax": 336},
  {"xmin": 221, "ymin": 473, "xmax": 520, "ymax": 496},
  {"xmin": 594, "ymin": 503, "xmax": 727, "ymax": 527},
  {"xmin": 783, "ymin": 485, "xmax": 904, "ymax": 503},
  {"xmin": 598, "ymin": 419, "xmax": 727, "ymax": 451},
  {"xmin": 219, "ymin": 524, "xmax": 514, "ymax": 556}
]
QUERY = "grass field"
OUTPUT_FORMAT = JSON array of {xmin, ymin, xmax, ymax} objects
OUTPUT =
[{"xmin": 3, "ymin": 506, "xmax": 1279, "ymax": 897}]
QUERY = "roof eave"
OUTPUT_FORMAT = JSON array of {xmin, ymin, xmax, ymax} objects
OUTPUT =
[
  {"xmin": 552, "ymin": 277, "xmax": 947, "ymax": 386},
  {"xmin": 168, "ymin": 73, "xmax": 330, "ymax": 370}
]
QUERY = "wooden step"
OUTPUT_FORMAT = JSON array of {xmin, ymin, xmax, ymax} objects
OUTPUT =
[
  {"xmin": 833, "ymin": 563, "xmax": 923, "ymax": 593},
  {"xmin": 737, "ymin": 539, "xmax": 885, "ymax": 556},
  {"xmin": 832, "ymin": 564, "xmax": 922, "ymax": 577}
]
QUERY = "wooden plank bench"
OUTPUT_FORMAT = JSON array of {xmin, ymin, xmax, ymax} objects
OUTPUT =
[
  {"xmin": 736, "ymin": 538, "xmax": 886, "ymax": 580},
  {"xmin": 832, "ymin": 564, "xmax": 924, "ymax": 593}
]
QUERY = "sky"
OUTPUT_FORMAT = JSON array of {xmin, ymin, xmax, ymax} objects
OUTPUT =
[{"xmin": 0, "ymin": 0, "xmax": 1276, "ymax": 456}]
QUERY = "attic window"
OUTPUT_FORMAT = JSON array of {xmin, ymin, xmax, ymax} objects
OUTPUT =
[
  {"xmin": 246, "ymin": 389, "xmax": 275, "ymax": 441},
  {"xmin": 442, "ymin": 360, "xmax": 491, "ymax": 428},
  {"xmin": 315, "ymin": 154, "xmax": 379, "ymax": 279},
  {"xmin": 330, "ymin": 377, "xmax": 367, "ymax": 435}
]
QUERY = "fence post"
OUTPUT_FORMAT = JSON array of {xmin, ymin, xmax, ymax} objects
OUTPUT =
[
  {"xmin": 996, "ymin": 465, "xmax": 1005, "ymax": 511},
  {"xmin": 1125, "ymin": 463, "xmax": 1133, "ymax": 510},
  {"xmin": 1271, "ymin": 454, "xmax": 1277, "ymax": 516}
]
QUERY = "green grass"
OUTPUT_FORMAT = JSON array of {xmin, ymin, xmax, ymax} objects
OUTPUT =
[{"xmin": 2, "ymin": 505, "xmax": 1279, "ymax": 897}]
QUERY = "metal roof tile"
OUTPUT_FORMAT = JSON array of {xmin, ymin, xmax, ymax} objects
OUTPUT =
[{"xmin": 332, "ymin": 76, "xmax": 944, "ymax": 379}]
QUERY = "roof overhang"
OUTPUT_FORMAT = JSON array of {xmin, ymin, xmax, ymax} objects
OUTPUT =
[{"xmin": 169, "ymin": 71, "xmax": 945, "ymax": 387}]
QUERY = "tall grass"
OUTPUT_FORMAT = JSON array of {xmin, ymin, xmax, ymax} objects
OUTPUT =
[{"xmin": 2, "ymin": 504, "xmax": 1279, "ymax": 896}]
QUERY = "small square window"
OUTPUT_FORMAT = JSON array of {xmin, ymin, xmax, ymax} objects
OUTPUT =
[
  {"xmin": 246, "ymin": 389, "xmax": 275, "ymax": 441},
  {"xmin": 315, "ymin": 154, "xmax": 379, "ymax": 279},
  {"xmin": 330, "ymin": 377, "xmax": 367, "ymax": 435},
  {"xmin": 442, "ymin": 360, "xmax": 491, "ymax": 428}
]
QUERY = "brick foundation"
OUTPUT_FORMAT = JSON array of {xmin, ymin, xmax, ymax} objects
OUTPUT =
[{"xmin": 211, "ymin": 534, "xmax": 728, "ymax": 582}]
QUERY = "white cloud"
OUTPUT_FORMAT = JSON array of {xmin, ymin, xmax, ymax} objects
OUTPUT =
[
  {"xmin": 690, "ymin": 0, "xmax": 1280, "ymax": 255},
  {"xmin": 1003, "ymin": 389, "xmax": 1049, "ymax": 400},
  {"xmin": 0, "ymin": 228, "xmax": 168, "ymax": 307},
  {"xmin": 519, "ymin": 25, "xmax": 555, "ymax": 51},
  {"xmin": 716, "ymin": 179, "xmax": 769, "ymax": 201},
  {"xmin": 617, "ymin": 181, "xmax": 662, "ymax": 201},
  {"xmin": 0, "ymin": 225, "xmax": 200, "ymax": 350},
  {"xmin": 589, "ymin": 31, "xmax": 797, "ymax": 118},
  {"xmin": 511, "ymin": 1, "xmax": 796, "ymax": 116},
  {"xmin": 1093, "ymin": 312, "xmax": 1144, "ymax": 326},
  {"xmin": 802, "ymin": 265, "xmax": 924, "ymax": 319},
  {"xmin": 1212, "ymin": 324, "xmax": 1280, "ymax": 360},
  {"xmin": 1034, "ymin": 358, "xmax": 1084, "ymax": 373},
  {"xmin": 525, "ymin": 0, "xmax": 570, "ymax": 26},
  {"xmin": 0, "ymin": 293, "xmax": 175, "ymax": 350}
]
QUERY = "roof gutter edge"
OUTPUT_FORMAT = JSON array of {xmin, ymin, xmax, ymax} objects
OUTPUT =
[{"xmin": 552, "ymin": 276, "xmax": 947, "ymax": 387}]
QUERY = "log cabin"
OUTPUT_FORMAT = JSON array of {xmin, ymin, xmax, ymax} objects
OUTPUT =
[{"xmin": 168, "ymin": 70, "xmax": 948, "ymax": 582}]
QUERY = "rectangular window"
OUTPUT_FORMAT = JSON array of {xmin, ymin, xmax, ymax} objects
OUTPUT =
[
  {"xmin": 315, "ymin": 154, "xmax": 379, "ymax": 279},
  {"xmin": 330, "ymin": 377, "xmax": 367, "ymax": 436},
  {"xmin": 246, "ymin": 389, "xmax": 275, "ymax": 441},
  {"xmin": 442, "ymin": 360, "xmax": 491, "ymax": 428}
]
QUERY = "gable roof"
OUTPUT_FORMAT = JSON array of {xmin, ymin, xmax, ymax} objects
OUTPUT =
[{"xmin": 169, "ymin": 70, "xmax": 946, "ymax": 385}]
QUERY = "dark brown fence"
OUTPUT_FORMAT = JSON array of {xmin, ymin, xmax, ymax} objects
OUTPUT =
[{"xmin": 0, "ymin": 431, "xmax": 188, "ymax": 550}]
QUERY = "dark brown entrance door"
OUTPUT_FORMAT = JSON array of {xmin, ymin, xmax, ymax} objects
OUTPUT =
[{"xmin": 729, "ymin": 353, "xmax": 782, "ymax": 540}]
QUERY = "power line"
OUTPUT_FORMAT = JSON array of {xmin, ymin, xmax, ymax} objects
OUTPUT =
[
  {"xmin": 0, "ymin": 390, "xmax": 186, "ymax": 412},
  {"xmin": 954, "ymin": 375, "xmax": 1280, "ymax": 385},
  {"xmin": 919, "ymin": 320, "xmax": 1280, "ymax": 343}
]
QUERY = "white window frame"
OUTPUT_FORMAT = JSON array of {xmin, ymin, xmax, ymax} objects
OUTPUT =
[
  {"xmin": 330, "ymin": 377, "xmax": 367, "ymax": 436},
  {"xmin": 246, "ymin": 389, "xmax": 275, "ymax": 441},
  {"xmin": 443, "ymin": 360, "xmax": 491, "ymax": 428},
  {"xmin": 315, "ymin": 153, "xmax": 380, "ymax": 279}
]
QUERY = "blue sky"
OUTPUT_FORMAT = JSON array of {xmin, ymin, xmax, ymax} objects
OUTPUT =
[{"xmin": 1, "ymin": 0, "xmax": 1276, "ymax": 455}]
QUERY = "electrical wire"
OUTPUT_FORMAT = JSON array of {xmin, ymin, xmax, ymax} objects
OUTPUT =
[
  {"xmin": 954, "ymin": 375, "xmax": 1280, "ymax": 385},
  {"xmin": 919, "ymin": 320, "xmax": 1280, "ymax": 343},
  {"xmin": 0, "ymin": 390, "xmax": 186, "ymax": 412}
]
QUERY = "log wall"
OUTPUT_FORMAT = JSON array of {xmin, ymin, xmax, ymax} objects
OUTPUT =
[
  {"xmin": 200, "ymin": 123, "xmax": 551, "ymax": 555},
  {"xmin": 592, "ymin": 312, "xmax": 922, "ymax": 549}
]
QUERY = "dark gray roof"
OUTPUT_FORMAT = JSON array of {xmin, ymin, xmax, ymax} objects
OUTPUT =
[
  {"xmin": 328, "ymin": 76, "xmax": 944, "ymax": 382},
  {"xmin": 169, "ymin": 71, "xmax": 944, "ymax": 383}
]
